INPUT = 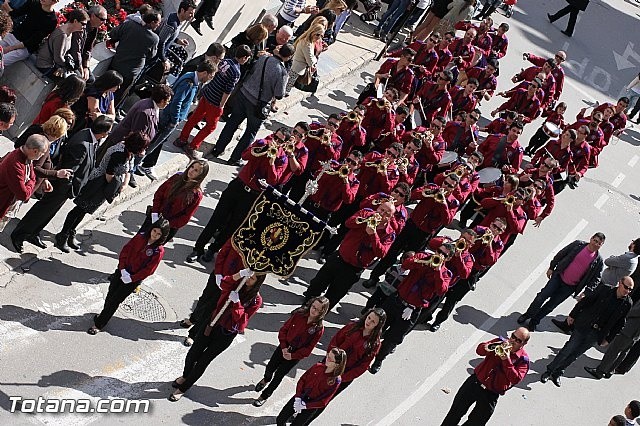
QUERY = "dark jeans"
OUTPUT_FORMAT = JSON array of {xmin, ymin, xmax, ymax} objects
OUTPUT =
[
  {"xmin": 476, "ymin": 0, "xmax": 500, "ymax": 19},
  {"xmin": 11, "ymin": 183, "xmax": 70, "ymax": 242},
  {"xmin": 141, "ymin": 121, "xmax": 177, "ymax": 168},
  {"xmin": 629, "ymin": 96, "xmax": 640, "ymax": 120},
  {"xmin": 179, "ymin": 324, "xmax": 237, "ymax": 391},
  {"xmin": 375, "ymin": 295, "xmax": 421, "ymax": 363},
  {"xmin": 193, "ymin": 0, "xmax": 221, "ymax": 23},
  {"xmin": 214, "ymin": 91, "xmax": 265, "ymax": 162},
  {"xmin": 523, "ymin": 274, "xmax": 576, "ymax": 327},
  {"xmin": 193, "ymin": 178, "xmax": 259, "ymax": 254},
  {"xmin": 433, "ymin": 275, "xmax": 478, "ymax": 326},
  {"xmin": 260, "ymin": 347, "xmax": 300, "ymax": 399},
  {"xmin": 440, "ymin": 374, "xmax": 499, "ymax": 426},
  {"xmin": 369, "ymin": 219, "xmax": 430, "ymax": 281},
  {"xmin": 546, "ymin": 327, "xmax": 599, "ymax": 376},
  {"xmin": 617, "ymin": 338, "xmax": 640, "ymax": 373},
  {"xmin": 549, "ymin": 5, "xmax": 580, "ymax": 35},
  {"xmin": 187, "ymin": 272, "xmax": 222, "ymax": 339},
  {"xmin": 526, "ymin": 127, "xmax": 551, "ymax": 155},
  {"xmin": 276, "ymin": 396, "xmax": 319, "ymax": 426},
  {"xmin": 94, "ymin": 274, "xmax": 139, "ymax": 329},
  {"xmin": 596, "ymin": 334, "xmax": 637, "ymax": 375},
  {"xmin": 303, "ymin": 253, "xmax": 364, "ymax": 309},
  {"xmin": 60, "ymin": 205, "xmax": 87, "ymax": 237},
  {"xmin": 377, "ymin": 0, "xmax": 411, "ymax": 35}
]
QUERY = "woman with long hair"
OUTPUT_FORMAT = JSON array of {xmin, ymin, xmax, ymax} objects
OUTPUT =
[
  {"xmin": 253, "ymin": 297, "xmax": 330, "ymax": 407},
  {"xmin": 286, "ymin": 23, "xmax": 325, "ymax": 95},
  {"xmin": 54, "ymin": 132, "xmax": 150, "ymax": 252},
  {"xmin": 307, "ymin": 308, "xmax": 386, "ymax": 422},
  {"xmin": 71, "ymin": 70, "xmax": 123, "ymax": 132},
  {"xmin": 33, "ymin": 74, "xmax": 86, "ymax": 124},
  {"xmin": 170, "ymin": 269, "xmax": 266, "ymax": 401},
  {"xmin": 88, "ymin": 218, "xmax": 171, "ymax": 335},
  {"xmin": 146, "ymin": 159, "xmax": 208, "ymax": 242},
  {"xmin": 275, "ymin": 347, "xmax": 347, "ymax": 425}
]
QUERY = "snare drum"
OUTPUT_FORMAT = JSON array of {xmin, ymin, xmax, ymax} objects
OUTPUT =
[
  {"xmin": 543, "ymin": 122, "xmax": 561, "ymax": 138},
  {"xmin": 477, "ymin": 167, "xmax": 503, "ymax": 187},
  {"xmin": 438, "ymin": 151, "xmax": 459, "ymax": 167}
]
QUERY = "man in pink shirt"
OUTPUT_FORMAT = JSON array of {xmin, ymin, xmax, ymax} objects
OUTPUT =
[{"xmin": 517, "ymin": 233, "xmax": 605, "ymax": 331}]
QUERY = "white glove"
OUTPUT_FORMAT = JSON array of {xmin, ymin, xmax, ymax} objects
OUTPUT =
[
  {"xmin": 401, "ymin": 307, "xmax": 413, "ymax": 321},
  {"xmin": 151, "ymin": 213, "xmax": 159, "ymax": 223},
  {"xmin": 120, "ymin": 269, "xmax": 132, "ymax": 284},
  {"xmin": 215, "ymin": 274, "xmax": 223, "ymax": 288},
  {"xmin": 293, "ymin": 397, "xmax": 305, "ymax": 413},
  {"xmin": 239, "ymin": 268, "xmax": 253, "ymax": 278},
  {"xmin": 228, "ymin": 291, "xmax": 240, "ymax": 303}
]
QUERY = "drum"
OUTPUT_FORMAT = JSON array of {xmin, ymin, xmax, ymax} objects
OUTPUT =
[
  {"xmin": 477, "ymin": 167, "xmax": 503, "ymax": 187},
  {"xmin": 438, "ymin": 151, "xmax": 459, "ymax": 167},
  {"xmin": 543, "ymin": 122, "xmax": 561, "ymax": 138}
]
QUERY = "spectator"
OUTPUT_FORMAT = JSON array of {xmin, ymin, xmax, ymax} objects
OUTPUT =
[
  {"xmin": 137, "ymin": 60, "xmax": 217, "ymax": 179},
  {"xmin": 36, "ymin": 9, "xmax": 89, "ymax": 79},
  {"xmin": 295, "ymin": 9, "xmax": 336, "ymax": 42},
  {"xmin": 625, "ymin": 71, "xmax": 640, "ymax": 123},
  {"xmin": 0, "ymin": 134, "xmax": 47, "ymax": 222},
  {"xmin": 155, "ymin": 0, "xmax": 196, "ymax": 72},
  {"xmin": 208, "ymin": 43, "xmax": 293, "ymax": 167},
  {"xmin": 624, "ymin": 401, "xmax": 640, "ymax": 426},
  {"xmin": 175, "ymin": 46, "xmax": 252, "ymax": 159},
  {"xmin": 69, "ymin": 5, "xmax": 108, "ymax": 83},
  {"xmin": 228, "ymin": 23, "xmax": 269, "ymax": 74},
  {"xmin": 0, "ymin": 84, "xmax": 16, "ymax": 103},
  {"xmin": 0, "ymin": 101, "xmax": 16, "ymax": 131},
  {"xmin": 608, "ymin": 415, "xmax": 626, "ymax": 426},
  {"xmin": 33, "ymin": 74, "xmax": 86, "ymax": 124},
  {"xmin": 266, "ymin": 25, "xmax": 293, "ymax": 54},
  {"xmin": 108, "ymin": 10, "xmax": 161, "ymax": 106},
  {"xmin": 257, "ymin": 13, "xmax": 279, "ymax": 51},
  {"xmin": 71, "ymin": 70, "xmax": 123, "ymax": 132},
  {"xmin": 276, "ymin": 0, "xmax": 318, "ymax": 30},
  {"xmin": 286, "ymin": 23, "xmax": 323, "ymax": 95},
  {"xmin": 0, "ymin": 10, "xmax": 13, "ymax": 77},
  {"xmin": 190, "ymin": 0, "xmax": 221, "ymax": 36},
  {"xmin": 1, "ymin": 0, "xmax": 58, "ymax": 68},
  {"xmin": 0, "ymin": 0, "xmax": 27, "ymax": 13},
  {"xmin": 179, "ymin": 42, "xmax": 225, "ymax": 76}
]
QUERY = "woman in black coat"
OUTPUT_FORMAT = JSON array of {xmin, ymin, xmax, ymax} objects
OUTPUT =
[{"xmin": 547, "ymin": 0, "xmax": 590, "ymax": 37}]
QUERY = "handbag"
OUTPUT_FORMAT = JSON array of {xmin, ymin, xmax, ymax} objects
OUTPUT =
[
  {"xmin": 296, "ymin": 68, "xmax": 313, "ymax": 86},
  {"xmin": 255, "ymin": 57, "xmax": 272, "ymax": 121},
  {"xmin": 294, "ymin": 70, "xmax": 319, "ymax": 93}
]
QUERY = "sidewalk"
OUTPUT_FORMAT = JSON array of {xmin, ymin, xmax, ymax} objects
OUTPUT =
[{"xmin": 0, "ymin": 13, "xmax": 387, "ymax": 278}]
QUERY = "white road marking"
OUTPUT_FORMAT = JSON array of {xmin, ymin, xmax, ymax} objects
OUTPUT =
[
  {"xmin": 628, "ymin": 155, "xmax": 639, "ymax": 168},
  {"xmin": 594, "ymin": 194, "xmax": 609, "ymax": 210},
  {"xmin": 611, "ymin": 173, "xmax": 625, "ymax": 188},
  {"xmin": 375, "ymin": 219, "xmax": 589, "ymax": 426}
]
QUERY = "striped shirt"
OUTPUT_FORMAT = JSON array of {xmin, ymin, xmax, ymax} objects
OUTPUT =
[{"xmin": 202, "ymin": 58, "xmax": 241, "ymax": 107}]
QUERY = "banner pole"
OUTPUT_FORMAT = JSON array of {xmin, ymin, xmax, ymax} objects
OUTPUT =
[{"xmin": 204, "ymin": 276, "xmax": 249, "ymax": 336}]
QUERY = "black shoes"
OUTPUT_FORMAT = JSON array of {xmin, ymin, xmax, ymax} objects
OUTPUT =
[
  {"xmin": 206, "ymin": 149, "xmax": 222, "ymax": 159},
  {"xmin": 369, "ymin": 360, "xmax": 382, "ymax": 374},
  {"xmin": 517, "ymin": 314, "xmax": 529, "ymax": 324},
  {"xmin": 128, "ymin": 174, "xmax": 138, "ymax": 188},
  {"xmin": 201, "ymin": 248, "xmax": 215, "ymax": 263},
  {"xmin": 191, "ymin": 22, "xmax": 203, "ymax": 36},
  {"xmin": 26, "ymin": 235, "xmax": 47, "ymax": 249},
  {"xmin": 204, "ymin": 17, "xmax": 214, "ymax": 30},
  {"xmin": 54, "ymin": 233, "xmax": 70, "ymax": 253},
  {"xmin": 547, "ymin": 13, "xmax": 554, "ymax": 22},
  {"xmin": 561, "ymin": 30, "xmax": 572, "ymax": 37},
  {"xmin": 550, "ymin": 375, "xmax": 561, "ymax": 387},
  {"xmin": 11, "ymin": 236, "xmax": 24, "ymax": 253},
  {"xmin": 429, "ymin": 323, "xmax": 441, "ymax": 332},
  {"xmin": 185, "ymin": 249, "xmax": 203, "ymax": 263},
  {"xmin": 584, "ymin": 366, "xmax": 603, "ymax": 380},
  {"xmin": 254, "ymin": 379, "xmax": 267, "ymax": 392},
  {"xmin": 226, "ymin": 158, "xmax": 242, "ymax": 167},
  {"xmin": 551, "ymin": 318, "xmax": 572, "ymax": 334},
  {"xmin": 362, "ymin": 278, "xmax": 378, "ymax": 289},
  {"xmin": 67, "ymin": 232, "xmax": 80, "ymax": 250},
  {"xmin": 540, "ymin": 372, "xmax": 550, "ymax": 383}
]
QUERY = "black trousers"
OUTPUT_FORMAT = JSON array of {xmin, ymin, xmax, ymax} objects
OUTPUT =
[
  {"xmin": 629, "ymin": 97, "xmax": 640, "ymax": 121},
  {"xmin": 369, "ymin": 219, "xmax": 429, "ymax": 281},
  {"xmin": 303, "ymin": 253, "xmax": 364, "ymax": 308},
  {"xmin": 526, "ymin": 127, "xmax": 551, "ymax": 155},
  {"xmin": 187, "ymin": 272, "xmax": 222, "ymax": 339},
  {"xmin": 284, "ymin": 170, "xmax": 313, "ymax": 203},
  {"xmin": 194, "ymin": 0, "xmax": 221, "ymax": 23},
  {"xmin": 441, "ymin": 374, "xmax": 499, "ymax": 426},
  {"xmin": 307, "ymin": 380, "xmax": 352, "ymax": 422},
  {"xmin": 433, "ymin": 275, "xmax": 478, "ymax": 326},
  {"xmin": 194, "ymin": 178, "xmax": 259, "ymax": 253},
  {"xmin": 549, "ymin": 5, "xmax": 580, "ymax": 35},
  {"xmin": 260, "ymin": 347, "xmax": 300, "ymax": 399},
  {"xmin": 375, "ymin": 295, "xmax": 421, "ymax": 363},
  {"xmin": 301, "ymin": 199, "xmax": 332, "ymax": 223},
  {"xmin": 60, "ymin": 205, "xmax": 88, "ymax": 238},
  {"xmin": 276, "ymin": 397, "xmax": 320, "ymax": 426},
  {"xmin": 94, "ymin": 274, "xmax": 139, "ymax": 329},
  {"xmin": 596, "ymin": 334, "xmax": 638, "ymax": 375},
  {"xmin": 476, "ymin": 0, "xmax": 499, "ymax": 19},
  {"xmin": 617, "ymin": 338, "xmax": 640, "ymax": 373},
  {"xmin": 364, "ymin": 288, "xmax": 393, "ymax": 312},
  {"xmin": 320, "ymin": 200, "xmax": 360, "ymax": 257},
  {"xmin": 11, "ymin": 184, "xmax": 70, "ymax": 242},
  {"xmin": 179, "ymin": 323, "xmax": 237, "ymax": 391},
  {"xmin": 113, "ymin": 73, "xmax": 135, "ymax": 108}
]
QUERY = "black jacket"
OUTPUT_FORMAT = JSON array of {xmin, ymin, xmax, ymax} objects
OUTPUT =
[
  {"xmin": 549, "ymin": 240, "xmax": 603, "ymax": 296},
  {"xmin": 570, "ymin": 285, "xmax": 632, "ymax": 344},
  {"xmin": 56, "ymin": 129, "xmax": 98, "ymax": 198}
]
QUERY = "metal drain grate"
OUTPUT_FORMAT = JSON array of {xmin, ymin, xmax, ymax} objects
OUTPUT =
[{"xmin": 121, "ymin": 288, "xmax": 167, "ymax": 321}]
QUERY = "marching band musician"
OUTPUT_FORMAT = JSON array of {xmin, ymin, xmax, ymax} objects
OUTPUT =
[
  {"xmin": 186, "ymin": 128, "xmax": 291, "ymax": 263},
  {"xmin": 511, "ymin": 58, "xmax": 557, "ymax": 110},
  {"xmin": 336, "ymin": 108, "xmax": 367, "ymax": 160},
  {"xmin": 434, "ymin": 158, "xmax": 480, "ymax": 205},
  {"xmin": 530, "ymin": 128, "xmax": 574, "ymax": 175},
  {"xmin": 304, "ymin": 202, "xmax": 396, "ymax": 309},
  {"xmin": 523, "ymin": 102, "xmax": 567, "ymax": 157},
  {"xmin": 412, "ymin": 71, "xmax": 453, "ymax": 126},
  {"xmin": 440, "ymin": 328, "xmax": 530, "ymax": 425},
  {"xmin": 359, "ymin": 182, "xmax": 411, "ymax": 235},
  {"xmin": 462, "ymin": 59, "xmax": 499, "ymax": 102},
  {"xmin": 478, "ymin": 187, "xmax": 528, "ymax": 245},
  {"xmin": 429, "ymin": 220, "xmax": 507, "ymax": 331},
  {"xmin": 454, "ymin": 18, "xmax": 494, "ymax": 67},
  {"xmin": 388, "ymin": 33, "xmax": 440, "ymax": 82},
  {"xmin": 302, "ymin": 152, "xmax": 361, "ymax": 221},
  {"xmin": 593, "ymin": 97, "xmax": 629, "ymax": 137},
  {"xmin": 480, "ymin": 110, "xmax": 516, "ymax": 136},
  {"xmin": 397, "ymin": 137, "xmax": 422, "ymax": 186},
  {"xmin": 458, "ymin": 172, "xmax": 519, "ymax": 229},
  {"xmin": 409, "ymin": 117, "xmax": 447, "ymax": 175},
  {"xmin": 490, "ymin": 79, "xmax": 542, "ymax": 124},
  {"xmin": 562, "ymin": 124, "xmax": 592, "ymax": 190},
  {"xmin": 475, "ymin": 121, "xmax": 524, "ymax": 173},
  {"xmin": 277, "ymin": 121, "xmax": 310, "ymax": 188},
  {"xmin": 373, "ymin": 47, "xmax": 416, "ymax": 105},
  {"xmin": 362, "ymin": 173, "xmax": 461, "ymax": 288},
  {"xmin": 447, "ymin": 28, "xmax": 477, "ymax": 76},
  {"xmin": 373, "ymin": 106, "xmax": 408, "ymax": 152},
  {"xmin": 369, "ymin": 243, "xmax": 455, "ymax": 373},
  {"xmin": 490, "ymin": 23, "xmax": 510, "ymax": 60},
  {"xmin": 523, "ymin": 50, "xmax": 566, "ymax": 107},
  {"xmin": 518, "ymin": 158, "xmax": 558, "ymax": 226},
  {"xmin": 434, "ymin": 31, "xmax": 455, "ymax": 73},
  {"xmin": 355, "ymin": 142, "xmax": 402, "ymax": 199},
  {"xmin": 599, "ymin": 106, "xmax": 616, "ymax": 144},
  {"xmin": 361, "ymin": 89, "xmax": 397, "ymax": 145},
  {"xmin": 441, "ymin": 109, "xmax": 480, "ymax": 156},
  {"xmin": 448, "ymin": 79, "xmax": 480, "ymax": 114}
]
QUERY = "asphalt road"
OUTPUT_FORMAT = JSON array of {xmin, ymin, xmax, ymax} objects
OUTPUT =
[{"xmin": 1, "ymin": 0, "xmax": 640, "ymax": 425}]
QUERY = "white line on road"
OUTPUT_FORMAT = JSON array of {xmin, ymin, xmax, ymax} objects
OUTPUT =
[
  {"xmin": 594, "ymin": 194, "xmax": 609, "ymax": 210},
  {"xmin": 375, "ymin": 219, "xmax": 589, "ymax": 426},
  {"xmin": 611, "ymin": 173, "xmax": 625, "ymax": 188},
  {"xmin": 628, "ymin": 155, "xmax": 639, "ymax": 168}
]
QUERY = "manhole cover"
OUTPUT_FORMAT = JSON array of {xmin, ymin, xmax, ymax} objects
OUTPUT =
[{"xmin": 121, "ymin": 288, "xmax": 167, "ymax": 321}]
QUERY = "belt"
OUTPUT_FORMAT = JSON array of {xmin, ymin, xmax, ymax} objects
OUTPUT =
[
  {"xmin": 396, "ymin": 295, "xmax": 417, "ymax": 310},
  {"xmin": 592, "ymin": 323, "xmax": 601, "ymax": 330},
  {"xmin": 242, "ymin": 184, "xmax": 259, "ymax": 194}
]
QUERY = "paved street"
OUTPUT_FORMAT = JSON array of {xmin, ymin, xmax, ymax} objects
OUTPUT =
[{"xmin": 1, "ymin": 0, "xmax": 640, "ymax": 425}]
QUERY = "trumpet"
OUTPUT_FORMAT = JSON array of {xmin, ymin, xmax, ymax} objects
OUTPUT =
[
  {"xmin": 283, "ymin": 140, "xmax": 296, "ymax": 155},
  {"xmin": 365, "ymin": 157, "xmax": 391, "ymax": 174},
  {"xmin": 251, "ymin": 141, "xmax": 280, "ymax": 162},
  {"xmin": 445, "ymin": 165, "xmax": 466, "ymax": 179},
  {"xmin": 481, "ymin": 229, "xmax": 494, "ymax": 245},
  {"xmin": 396, "ymin": 155, "xmax": 410, "ymax": 170},
  {"xmin": 454, "ymin": 238, "xmax": 468, "ymax": 252},
  {"xmin": 355, "ymin": 213, "xmax": 383, "ymax": 230},
  {"xmin": 415, "ymin": 253, "xmax": 445, "ymax": 269},
  {"xmin": 307, "ymin": 129, "xmax": 332, "ymax": 146},
  {"xmin": 345, "ymin": 111, "xmax": 360, "ymax": 122},
  {"xmin": 504, "ymin": 194, "xmax": 516, "ymax": 206},
  {"xmin": 376, "ymin": 98, "xmax": 391, "ymax": 110},
  {"xmin": 422, "ymin": 188, "xmax": 447, "ymax": 204},
  {"xmin": 488, "ymin": 341, "xmax": 513, "ymax": 358},
  {"xmin": 323, "ymin": 163, "xmax": 351, "ymax": 183}
]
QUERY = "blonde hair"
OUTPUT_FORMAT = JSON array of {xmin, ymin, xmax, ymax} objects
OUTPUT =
[
  {"xmin": 294, "ymin": 23, "xmax": 325, "ymax": 48},
  {"xmin": 42, "ymin": 115, "xmax": 69, "ymax": 140},
  {"xmin": 322, "ymin": 0, "xmax": 347, "ymax": 13},
  {"xmin": 52, "ymin": 107, "xmax": 76, "ymax": 127},
  {"xmin": 310, "ymin": 16, "xmax": 328, "ymax": 30}
]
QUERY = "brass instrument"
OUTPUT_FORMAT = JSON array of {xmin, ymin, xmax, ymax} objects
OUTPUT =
[
  {"xmin": 504, "ymin": 194, "xmax": 516, "ymax": 206},
  {"xmin": 372, "ymin": 195, "xmax": 395, "ymax": 206},
  {"xmin": 355, "ymin": 213, "xmax": 383, "ymax": 230},
  {"xmin": 415, "ymin": 253, "xmax": 445, "ymax": 269},
  {"xmin": 455, "ymin": 238, "xmax": 468, "ymax": 252},
  {"xmin": 337, "ymin": 164, "xmax": 350, "ymax": 180},
  {"xmin": 376, "ymin": 98, "xmax": 391, "ymax": 110},
  {"xmin": 421, "ymin": 188, "xmax": 447, "ymax": 204},
  {"xmin": 481, "ymin": 229, "xmax": 494, "ymax": 245},
  {"xmin": 251, "ymin": 141, "xmax": 280, "ymax": 163},
  {"xmin": 396, "ymin": 155, "xmax": 410, "ymax": 170},
  {"xmin": 488, "ymin": 341, "xmax": 513, "ymax": 358},
  {"xmin": 445, "ymin": 165, "xmax": 466, "ymax": 179},
  {"xmin": 283, "ymin": 140, "xmax": 296, "ymax": 156},
  {"xmin": 365, "ymin": 157, "xmax": 391, "ymax": 174},
  {"xmin": 307, "ymin": 129, "xmax": 332, "ymax": 146},
  {"xmin": 346, "ymin": 111, "xmax": 360, "ymax": 122}
]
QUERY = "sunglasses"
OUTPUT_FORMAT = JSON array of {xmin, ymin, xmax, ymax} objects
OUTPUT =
[
  {"xmin": 428, "ymin": 38, "xmax": 438, "ymax": 43},
  {"xmin": 273, "ymin": 134, "xmax": 285, "ymax": 143},
  {"xmin": 622, "ymin": 283, "xmax": 634, "ymax": 291},
  {"xmin": 442, "ymin": 181, "xmax": 456, "ymax": 188},
  {"xmin": 345, "ymin": 158, "xmax": 358, "ymax": 165},
  {"xmin": 293, "ymin": 129, "xmax": 303, "ymax": 137},
  {"xmin": 469, "ymin": 115, "xmax": 479, "ymax": 121},
  {"xmin": 391, "ymin": 188, "xmax": 407, "ymax": 197},
  {"xmin": 510, "ymin": 333, "xmax": 524, "ymax": 344},
  {"xmin": 385, "ymin": 149, "xmax": 398, "ymax": 159},
  {"xmin": 327, "ymin": 121, "xmax": 340, "ymax": 129},
  {"xmin": 431, "ymin": 123, "xmax": 443, "ymax": 130},
  {"xmin": 490, "ymin": 223, "xmax": 506, "ymax": 232}
]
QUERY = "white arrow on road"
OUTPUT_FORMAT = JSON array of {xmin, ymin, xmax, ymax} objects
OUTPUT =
[{"xmin": 613, "ymin": 42, "xmax": 640, "ymax": 70}]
